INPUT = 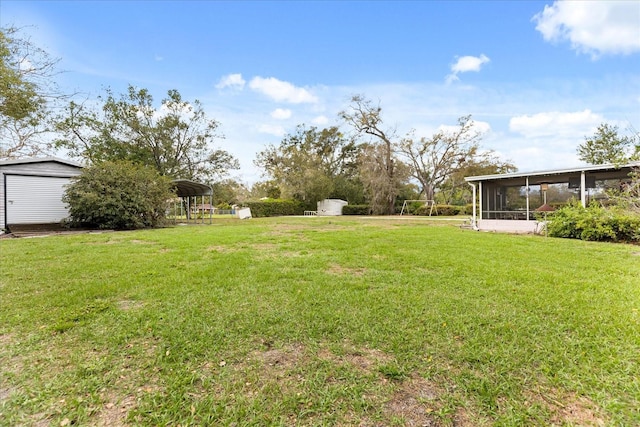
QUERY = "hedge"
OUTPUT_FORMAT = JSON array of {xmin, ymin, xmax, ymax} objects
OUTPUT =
[
  {"xmin": 414, "ymin": 204, "xmax": 472, "ymax": 216},
  {"xmin": 343, "ymin": 204, "xmax": 371, "ymax": 215},
  {"xmin": 244, "ymin": 199, "xmax": 304, "ymax": 217}
]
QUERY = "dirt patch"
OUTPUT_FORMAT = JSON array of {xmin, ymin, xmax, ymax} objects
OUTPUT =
[
  {"xmin": 326, "ymin": 264, "xmax": 367, "ymax": 277},
  {"xmin": 0, "ymin": 385, "xmax": 15, "ymax": 403},
  {"xmin": 383, "ymin": 374, "xmax": 441, "ymax": 426},
  {"xmin": 527, "ymin": 389, "xmax": 606, "ymax": 426},
  {"xmin": 0, "ymin": 333, "xmax": 13, "ymax": 346},
  {"xmin": 330, "ymin": 346, "xmax": 394, "ymax": 374},
  {"xmin": 95, "ymin": 394, "xmax": 137, "ymax": 427},
  {"xmin": 549, "ymin": 393, "xmax": 606, "ymax": 426},
  {"xmin": 253, "ymin": 343, "xmax": 306, "ymax": 371}
]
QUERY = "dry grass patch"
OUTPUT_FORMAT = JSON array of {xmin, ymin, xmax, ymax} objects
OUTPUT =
[
  {"xmin": 206, "ymin": 245, "xmax": 237, "ymax": 253},
  {"xmin": 116, "ymin": 300, "xmax": 143, "ymax": 311},
  {"xmin": 326, "ymin": 264, "xmax": 367, "ymax": 277}
]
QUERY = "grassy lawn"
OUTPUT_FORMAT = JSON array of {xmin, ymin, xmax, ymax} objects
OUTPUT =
[{"xmin": 1, "ymin": 217, "xmax": 639, "ymax": 426}]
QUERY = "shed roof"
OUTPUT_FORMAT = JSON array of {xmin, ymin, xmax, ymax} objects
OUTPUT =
[
  {"xmin": 173, "ymin": 179, "xmax": 213, "ymax": 197},
  {"xmin": 0, "ymin": 156, "xmax": 84, "ymax": 168}
]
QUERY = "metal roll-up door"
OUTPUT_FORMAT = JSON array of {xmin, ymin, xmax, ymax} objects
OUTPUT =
[{"xmin": 5, "ymin": 175, "xmax": 72, "ymax": 225}]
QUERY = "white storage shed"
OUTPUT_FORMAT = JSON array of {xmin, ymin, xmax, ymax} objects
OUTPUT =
[
  {"xmin": 0, "ymin": 157, "xmax": 84, "ymax": 232},
  {"xmin": 317, "ymin": 199, "xmax": 348, "ymax": 216}
]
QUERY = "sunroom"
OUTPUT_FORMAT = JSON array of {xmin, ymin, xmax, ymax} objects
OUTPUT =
[{"xmin": 464, "ymin": 162, "xmax": 639, "ymax": 233}]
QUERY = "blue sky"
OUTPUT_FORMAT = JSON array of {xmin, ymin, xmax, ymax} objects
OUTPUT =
[{"xmin": 2, "ymin": 0, "xmax": 639, "ymax": 183}]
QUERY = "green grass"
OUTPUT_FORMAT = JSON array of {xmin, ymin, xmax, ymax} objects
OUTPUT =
[{"xmin": 1, "ymin": 216, "xmax": 639, "ymax": 426}]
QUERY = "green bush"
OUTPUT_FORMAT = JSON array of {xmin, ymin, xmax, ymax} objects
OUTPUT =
[
  {"xmin": 63, "ymin": 161, "xmax": 174, "ymax": 230},
  {"xmin": 547, "ymin": 201, "xmax": 640, "ymax": 242},
  {"xmin": 244, "ymin": 199, "xmax": 304, "ymax": 217},
  {"xmin": 343, "ymin": 204, "xmax": 371, "ymax": 215}
]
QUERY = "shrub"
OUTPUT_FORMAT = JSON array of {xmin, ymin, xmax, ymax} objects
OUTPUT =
[
  {"xmin": 244, "ymin": 199, "xmax": 304, "ymax": 217},
  {"xmin": 546, "ymin": 201, "xmax": 640, "ymax": 242},
  {"xmin": 63, "ymin": 161, "xmax": 174, "ymax": 230},
  {"xmin": 343, "ymin": 204, "xmax": 371, "ymax": 215}
]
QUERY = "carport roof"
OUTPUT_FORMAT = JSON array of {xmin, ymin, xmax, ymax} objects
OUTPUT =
[{"xmin": 173, "ymin": 179, "xmax": 212, "ymax": 197}]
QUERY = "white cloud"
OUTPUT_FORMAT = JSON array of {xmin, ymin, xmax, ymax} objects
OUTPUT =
[
  {"xmin": 438, "ymin": 119, "xmax": 491, "ymax": 136},
  {"xmin": 154, "ymin": 54, "xmax": 164, "ymax": 62},
  {"xmin": 446, "ymin": 54, "xmax": 490, "ymax": 83},
  {"xmin": 216, "ymin": 73, "xmax": 246, "ymax": 89},
  {"xmin": 312, "ymin": 115, "xmax": 329, "ymax": 125},
  {"xmin": 19, "ymin": 59, "xmax": 34, "ymax": 72},
  {"xmin": 509, "ymin": 109, "xmax": 603, "ymax": 138},
  {"xmin": 533, "ymin": 1, "xmax": 640, "ymax": 57},
  {"xmin": 249, "ymin": 76, "xmax": 318, "ymax": 104},
  {"xmin": 258, "ymin": 124, "xmax": 286, "ymax": 137},
  {"xmin": 270, "ymin": 108, "xmax": 292, "ymax": 120}
]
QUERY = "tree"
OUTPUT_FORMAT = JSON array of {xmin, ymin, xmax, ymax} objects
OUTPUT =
[
  {"xmin": 0, "ymin": 26, "xmax": 63, "ymax": 159},
  {"xmin": 357, "ymin": 143, "xmax": 411, "ymax": 214},
  {"xmin": 55, "ymin": 86, "xmax": 238, "ymax": 181},
  {"xmin": 398, "ymin": 115, "xmax": 499, "ymax": 202},
  {"xmin": 63, "ymin": 161, "xmax": 174, "ymax": 229},
  {"xmin": 211, "ymin": 178, "xmax": 250, "ymax": 206},
  {"xmin": 250, "ymin": 180, "xmax": 282, "ymax": 200},
  {"xmin": 255, "ymin": 125, "xmax": 361, "ymax": 207},
  {"xmin": 340, "ymin": 95, "xmax": 404, "ymax": 214},
  {"xmin": 577, "ymin": 123, "xmax": 639, "ymax": 165}
]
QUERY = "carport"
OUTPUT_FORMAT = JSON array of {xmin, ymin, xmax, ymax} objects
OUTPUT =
[{"xmin": 170, "ymin": 179, "xmax": 214, "ymax": 224}]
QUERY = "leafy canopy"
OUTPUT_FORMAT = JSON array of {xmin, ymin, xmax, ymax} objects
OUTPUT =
[
  {"xmin": 577, "ymin": 123, "xmax": 639, "ymax": 165},
  {"xmin": 255, "ymin": 125, "xmax": 363, "ymax": 206},
  {"xmin": 55, "ymin": 86, "xmax": 238, "ymax": 181},
  {"xmin": 0, "ymin": 26, "xmax": 62, "ymax": 159}
]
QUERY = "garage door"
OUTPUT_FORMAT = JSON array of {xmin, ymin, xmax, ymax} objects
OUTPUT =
[{"xmin": 5, "ymin": 175, "xmax": 73, "ymax": 225}]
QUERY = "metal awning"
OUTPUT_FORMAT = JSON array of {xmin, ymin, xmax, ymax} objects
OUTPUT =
[
  {"xmin": 465, "ymin": 161, "xmax": 640, "ymax": 183},
  {"xmin": 172, "ymin": 179, "xmax": 212, "ymax": 197}
]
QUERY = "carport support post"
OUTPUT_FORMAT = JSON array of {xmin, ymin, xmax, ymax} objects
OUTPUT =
[{"xmin": 580, "ymin": 171, "xmax": 587, "ymax": 207}]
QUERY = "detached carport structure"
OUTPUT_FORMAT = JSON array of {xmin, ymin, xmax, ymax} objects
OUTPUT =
[
  {"xmin": 465, "ymin": 161, "xmax": 639, "ymax": 233},
  {"xmin": 169, "ymin": 179, "xmax": 214, "ymax": 224}
]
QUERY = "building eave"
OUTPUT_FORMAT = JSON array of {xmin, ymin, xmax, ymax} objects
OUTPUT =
[{"xmin": 464, "ymin": 161, "xmax": 640, "ymax": 182}]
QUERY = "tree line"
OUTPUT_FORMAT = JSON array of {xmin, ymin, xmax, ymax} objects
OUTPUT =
[{"xmin": 2, "ymin": 26, "xmax": 638, "ymax": 216}]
